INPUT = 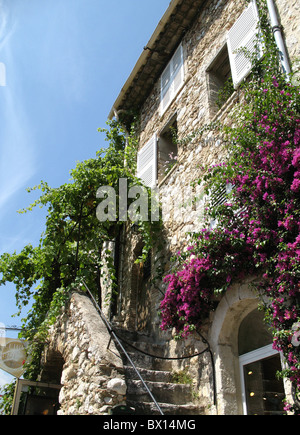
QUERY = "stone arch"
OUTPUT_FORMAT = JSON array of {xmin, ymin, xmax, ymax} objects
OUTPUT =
[
  {"xmin": 40, "ymin": 349, "xmax": 65, "ymax": 384},
  {"xmin": 209, "ymin": 277, "xmax": 260, "ymax": 415}
]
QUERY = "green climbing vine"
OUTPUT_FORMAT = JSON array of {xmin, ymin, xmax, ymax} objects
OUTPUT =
[{"xmin": 0, "ymin": 118, "xmax": 162, "ymax": 411}]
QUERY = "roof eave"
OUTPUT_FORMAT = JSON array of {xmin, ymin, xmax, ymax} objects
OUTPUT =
[{"xmin": 108, "ymin": 0, "xmax": 182, "ymax": 120}]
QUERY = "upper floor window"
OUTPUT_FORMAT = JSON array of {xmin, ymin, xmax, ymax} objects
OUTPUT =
[
  {"xmin": 207, "ymin": 45, "xmax": 234, "ymax": 116},
  {"xmin": 160, "ymin": 43, "xmax": 184, "ymax": 116},
  {"xmin": 207, "ymin": 0, "xmax": 263, "ymax": 116},
  {"xmin": 158, "ymin": 115, "xmax": 178, "ymax": 183},
  {"xmin": 137, "ymin": 115, "xmax": 178, "ymax": 188}
]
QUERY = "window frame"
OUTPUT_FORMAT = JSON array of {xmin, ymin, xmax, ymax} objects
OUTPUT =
[{"xmin": 239, "ymin": 344, "xmax": 281, "ymax": 415}]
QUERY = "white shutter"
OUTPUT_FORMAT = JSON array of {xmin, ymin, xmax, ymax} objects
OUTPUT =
[
  {"xmin": 137, "ymin": 134, "xmax": 157, "ymax": 188},
  {"xmin": 172, "ymin": 44, "xmax": 184, "ymax": 95},
  {"xmin": 160, "ymin": 43, "xmax": 184, "ymax": 115},
  {"xmin": 227, "ymin": 1, "xmax": 263, "ymax": 88},
  {"xmin": 161, "ymin": 63, "xmax": 172, "ymax": 114},
  {"xmin": 209, "ymin": 183, "xmax": 233, "ymax": 229},
  {"xmin": 209, "ymin": 183, "xmax": 233, "ymax": 209}
]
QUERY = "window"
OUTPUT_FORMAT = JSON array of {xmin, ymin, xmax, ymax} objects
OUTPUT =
[
  {"xmin": 137, "ymin": 133, "xmax": 158, "ymax": 188},
  {"xmin": 137, "ymin": 117, "xmax": 179, "ymax": 188},
  {"xmin": 160, "ymin": 44, "xmax": 184, "ymax": 115},
  {"xmin": 158, "ymin": 115, "xmax": 178, "ymax": 183},
  {"xmin": 207, "ymin": 45, "xmax": 234, "ymax": 116},
  {"xmin": 207, "ymin": 0, "xmax": 263, "ymax": 115}
]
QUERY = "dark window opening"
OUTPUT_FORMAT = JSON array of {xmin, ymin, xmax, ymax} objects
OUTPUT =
[
  {"xmin": 158, "ymin": 115, "xmax": 178, "ymax": 183},
  {"xmin": 207, "ymin": 45, "xmax": 234, "ymax": 117},
  {"xmin": 40, "ymin": 350, "xmax": 64, "ymax": 385}
]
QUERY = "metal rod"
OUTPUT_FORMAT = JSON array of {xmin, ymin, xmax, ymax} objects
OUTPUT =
[{"xmin": 82, "ymin": 281, "xmax": 164, "ymax": 415}]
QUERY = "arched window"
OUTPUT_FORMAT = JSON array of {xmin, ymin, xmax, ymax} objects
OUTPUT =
[{"xmin": 238, "ymin": 310, "xmax": 286, "ymax": 415}]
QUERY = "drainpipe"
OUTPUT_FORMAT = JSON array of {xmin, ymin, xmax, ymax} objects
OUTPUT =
[{"xmin": 266, "ymin": 0, "xmax": 291, "ymax": 77}]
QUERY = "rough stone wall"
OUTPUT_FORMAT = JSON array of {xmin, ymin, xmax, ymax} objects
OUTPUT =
[
  {"xmin": 40, "ymin": 292, "xmax": 127, "ymax": 415},
  {"xmin": 276, "ymin": 0, "xmax": 300, "ymax": 63},
  {"xmin": 116, "ymin": 0, "xmax": 300, "ymax": 335}
]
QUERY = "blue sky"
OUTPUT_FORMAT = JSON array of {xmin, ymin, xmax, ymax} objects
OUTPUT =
[{"xmin": 0, "ymin": 0, "xmax": 170, "ymax": 387}]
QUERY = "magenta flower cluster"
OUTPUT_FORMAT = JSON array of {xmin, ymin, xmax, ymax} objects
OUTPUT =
[
  {"xmin": 161, "ymin": 255, "xmax": 214, "ymax": 338},
  {"xmin": 160, "ymin": 74, "xmax": 300, "ymax": 394}
]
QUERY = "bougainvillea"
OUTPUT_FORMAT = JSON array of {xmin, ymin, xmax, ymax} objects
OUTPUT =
[{"xmin": 160, "ymin": 3, "xmax": 300, "ymax": 411}]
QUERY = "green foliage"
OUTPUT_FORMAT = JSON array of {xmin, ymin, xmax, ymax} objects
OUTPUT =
[
  {"xmin": 216, "ymin": 77, "xmax": 234, "ymax": 110},
  {"xmin": 0, "ymin": 381, "xmax": 16, "ymax": 415},
  {"xmin": 0, "ymin": 119, "xmax": 162, "ymax": 394},
  {"xmin": 171, "ymin": 368, "xmax": 193, "ymax": 385}
]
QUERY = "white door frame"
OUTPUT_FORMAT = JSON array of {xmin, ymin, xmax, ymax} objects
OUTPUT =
[{"xmin": 239, "ymin": 344, "xmax": 279, "ymax": 415}]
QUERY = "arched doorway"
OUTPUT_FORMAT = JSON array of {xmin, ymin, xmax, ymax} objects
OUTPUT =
[{"xmin": 210, "ymin": 281, "xmax": 288, "ymax": 415}]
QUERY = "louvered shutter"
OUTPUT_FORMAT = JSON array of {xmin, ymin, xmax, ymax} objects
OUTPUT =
[
  {"xmin": 172, "ymin": 44, "xmax": 184, "ymax": 95},
  {"xmin": 137, "ymin": 134, "xmax": 157, "ymax": 188},
  {"xmin": 209, "ymin": 183, "xmax": 233, "ymax": 229},
  {"xmin": 161, "ymin": 63, "xmax": 172, "ymax": 114},
  {"xmin": 227, "ymin": 1, "xmax": 263, "ymax": 88},
  {"xmin": 160, "ymin": 43, "xmax": 184, "ymax": 114}
]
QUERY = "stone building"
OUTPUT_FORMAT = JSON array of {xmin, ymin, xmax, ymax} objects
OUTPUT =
[{"xmin": 38, "ymin": 0, "xmax": 299, "ymax": 415}]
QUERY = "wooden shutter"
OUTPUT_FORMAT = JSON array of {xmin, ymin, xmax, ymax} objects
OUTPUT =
[
  {"xmin": 172, "ymin": 44, "xmax": 184, "ymax": 95},
  {"xmin": 209, "ymin": 183, "xmax": 233, "ymax": 229},
  {"xmin": 160, "ymin": 43, "xmax": 184, "ymax": 114},
  {"xmin": 227, "ymin": 1, "xmax": 262, "ymax": 88},
  {"xmin": 137, "ymin": 134, "xmax": 157, "ymax": 188},
  {"xmin": 161, "ymin": 63, "xmax": 172, "ymax": 114},
  {"xmin": 209, "ymin": 183, "xmax": 233, "ymax": 208}
]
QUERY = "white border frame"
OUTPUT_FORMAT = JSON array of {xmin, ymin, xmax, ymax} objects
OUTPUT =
[
  {"xmin": 11, "ymin": 379, "xmax": 61, "ymax": 415},
  {"xmin": 239, "ymin": 344, "xmax": 279, "ymax": 415}
]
